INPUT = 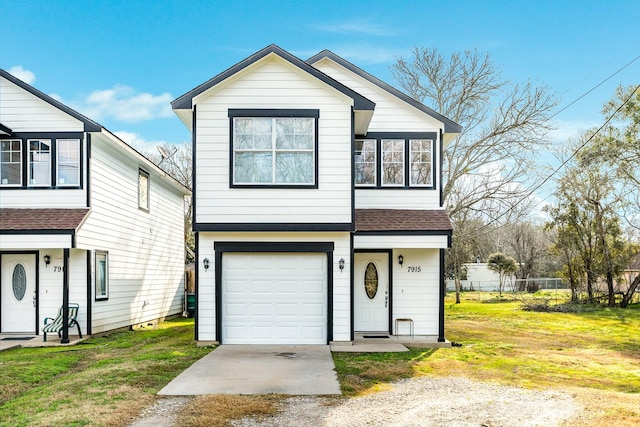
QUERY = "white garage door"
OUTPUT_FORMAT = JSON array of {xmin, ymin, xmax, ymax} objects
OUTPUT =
[{"xmin": 222, "ymin": 252, "xmax": 328, "ymax": 344}]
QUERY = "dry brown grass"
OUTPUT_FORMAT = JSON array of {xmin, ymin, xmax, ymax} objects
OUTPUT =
[
  {"xmin": 564, "ymin": 388, "xmax": 640, "ymax": 427},
  {"xmin": 175, "ymin": 395, "xmax": 280, "ymax": 427}
]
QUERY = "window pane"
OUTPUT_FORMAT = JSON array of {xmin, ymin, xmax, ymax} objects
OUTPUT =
[
  {"xmin": 0, "ymin": 140, "xmax": 21, "ymax": 186},
  {"xmin": 28, "ymin": 140, "xmax": 51, "ymax": 186},
  {"xmin": 234, "ymin": 152, "xmax": 273, "ymax": 183},
  {"xmin": 410, "ymin": 139, "xmax": 433, "ymax": 185},
  {"xmin": 355, "ymin": 139, "xmax": 376, "ymax": 185},
  {"xmin": 275, "ymin": 152, "xmax": 313, "ymax": 183},
  {"xmin": 235, "ymin": 118, "xmax": 272, "ymax": 149},
  {"xmin": 276, "ymin": 118, "xmax": 314, "ymax": 149},
  {"xmin": 96, "ymin": 252, "xmax": 108, "ymax": 299},
  {"xmin": 139, "ymin": 170, "xmax": 149, "ymax": 210},
  {"xmin": 57, "ymin": 139, "xmax": 80, "ymax": 185},
  {"xmin": 382, "ymin": 139, "xmax": 404, "ymax": 186}
]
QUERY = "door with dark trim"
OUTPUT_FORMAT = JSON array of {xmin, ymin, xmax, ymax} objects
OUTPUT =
[
  {"xmin": 1, "ymin": 254, "xmax": 37, "ymax": 333},
  {"xmin": 354, "ymin": 252, "xmax": 389, "ymax": 332}
]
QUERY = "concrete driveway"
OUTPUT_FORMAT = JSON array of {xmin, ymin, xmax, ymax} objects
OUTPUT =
[{"xmin": 158, "ymin": 345, "xmax": 341, "ymax": 395}]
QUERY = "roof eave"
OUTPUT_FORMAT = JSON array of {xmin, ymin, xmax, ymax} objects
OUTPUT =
[{"xmin": 0, "ymin": 69, "xmax": 103, "ymax": 133}]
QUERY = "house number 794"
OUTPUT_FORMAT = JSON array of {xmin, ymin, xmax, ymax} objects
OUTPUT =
[{"xmin": 407, "ymin": 266, "xmax": 421, "ymax": 272}]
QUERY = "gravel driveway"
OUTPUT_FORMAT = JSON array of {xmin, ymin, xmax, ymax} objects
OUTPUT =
[{"xmin": 131, "ymin": 377, "xmax": 579, "ymax": 427}]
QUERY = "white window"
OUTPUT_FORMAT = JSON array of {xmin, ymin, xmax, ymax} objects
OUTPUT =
[
  {"xmin": 355, "ymin": 139, "xmax": 376, "ymax": 186},
  {"xmin": 138, "ymin": 169, "xmax": 150, "ymax": 211},
  {"xmin": 28, "ymin": 139, "xmax": 51, "ymax": 186},
  {"xmin": 95, "ymin": 251, "xmax": 109, "ymax": 300},
  {"xmin": 0, "ymin": 140, "xmax": 22, "ymax": 186},
  {"xmin": 57, "ymin": 139, "xmax": 80, "ymax": 186},
  {"xmin": 233, "ymin": 117, "xmax": 315, "ymax": 186},
  {"xmin": 381, "ymin": 139, "xmax": 404, "ymax": 186},
  {"xmin": 410, "ymin": 139, "xmax": 433, "ymax": 186}
]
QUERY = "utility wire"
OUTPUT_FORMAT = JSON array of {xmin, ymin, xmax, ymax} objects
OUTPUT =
[{"xmin": 472, "ymin": 83, "xmax": 640, "ymax": 234}]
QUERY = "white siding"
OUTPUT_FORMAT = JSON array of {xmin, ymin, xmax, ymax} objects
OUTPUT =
[
  {"xmin": 194, "ymin": 56, "xmax": 353, "ymax": 225},
  {"xmin": 197, "ymin": 231, "xmax": 351, "ymax": 343},
  {"xmin": 76, "ymin": 135, "xmax": 186, "ymax": 333},
  {"xmin": 392, "ymin": 248, "xmax": 441, "ymax": 336},
  {"xmin": 37, "ymin": 249, "xmax": 88, "ymax": 337},
  {"xmin": 354, "ymin": 234, "xmax": 449, "ymax": 249},
  {"xmin": 355, "ymin": 189, "xmax": 441, "ymax": 210},
  {"xmin": 312, "ymin": 58, "xmax": 444, "ymax": 210},
  {"xmin": 0, "ymin": 76, "xmax": 84, "ymax": 132},
  {"xmin": 0, "ymin": 234, "xmax": 73, "ymax": 249}
]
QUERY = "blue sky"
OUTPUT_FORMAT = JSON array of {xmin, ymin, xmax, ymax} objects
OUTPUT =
[{"xmin": 2, "ymin": 0, "xmax": 639, "ymax": 155}]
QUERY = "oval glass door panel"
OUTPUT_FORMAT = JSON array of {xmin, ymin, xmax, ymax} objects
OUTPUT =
[
  {"xmin": 364, "ymin": 262, "xmax": 379, "ymax": 299},
  {"xmin": 12, "ymin": 264, "xmax": 27, "ymax": 301}
]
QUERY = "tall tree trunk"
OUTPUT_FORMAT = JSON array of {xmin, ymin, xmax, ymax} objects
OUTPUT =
[
  {"xmin": 621, "ymin": 275, "xmax": 640, "ymax": 308},
  {"xmin": 455, "ymin": 277, "xmax": 461, "ymax": 304}
]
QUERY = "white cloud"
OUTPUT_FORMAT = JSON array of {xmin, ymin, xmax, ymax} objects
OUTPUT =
[
  {"xmin": 114, "ymin": 131, "xmax": 175, "ymax": 155},
  {"xmin": 8, "ymin": 66, "xmax": 36, "ymax": 84},
  {"xmin": 74, "ymin": 85, "xmax": 174, "ymax": 123},
  {"xmin": 313, "ymin": 19, "xmax": 396, "ymax": 37},
  {"xmin": 331, "ymin": 44, "xmax": 407, "ymax": 65},
  {"xmin": 548, "ymin": 118, "xmax": 600, "ymax": 142}
]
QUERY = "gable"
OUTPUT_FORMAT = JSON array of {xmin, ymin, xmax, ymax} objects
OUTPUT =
[
  {"xmin": 307, "ymin": 51, "xmax": 462, "ymax": 141},
  {"xmin": 172, "ymin": 45, "xmax": 375, "ymax": 133},
  {"xmin": 0, "ymin": 70, "xmax": 101, "ymax": 133}
]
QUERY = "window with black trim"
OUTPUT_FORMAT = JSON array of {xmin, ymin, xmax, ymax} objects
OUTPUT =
[
  {"xmin": 355, "ymin": 136, "xmax": 435, "ymax": 189},
  {"xmin": 56, "ymin": 139, "xmax": 80, "ymax": 186},
  {"xmin": 28, "ymin": 139, "xmax": 51, "ymax": 187},
  {"xmin": 138, "ymin": 169, "xmax": 150, "ymax": 211},
  {"xmin": 95, "ymin": 251, "xmax": 109, "ymax": 300},
  {"xmin": 0, "ymin": 140, "xmax": 22, "ymax": 186},
  {"xmin": 230, "ymin": 110, "xmax": 318, "ymax": 187}
]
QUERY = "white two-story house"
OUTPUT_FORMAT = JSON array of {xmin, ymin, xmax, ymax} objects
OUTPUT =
[
  {"xmin": 172, "ymin": 45, "xmax": 461, "ymax": 345},
  {"xmin": 0, "ymin": 69, "xmax": 189, "ymax": 341}
]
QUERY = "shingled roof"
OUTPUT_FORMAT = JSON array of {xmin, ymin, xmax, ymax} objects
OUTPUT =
[
  {"xmin": 0, "ymin": 209, "xmax": 90, "ymax": 232},
  {"xmin": 355, "ymin": 209, "xmax": 452, "ymax": 233}
]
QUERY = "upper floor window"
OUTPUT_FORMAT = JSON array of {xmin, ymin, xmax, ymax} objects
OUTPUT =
[
  {"xmin": 230, "ymin": 109, "xmax": 318, "ymax": 188},
  {"xmin": 138, "ymin": 169, "xmax": 150, "ymax": 211},
  {"xmin": 0, "ymin": 140, "xmax": 22, "ymax": 186},
  {"xmin": 355, "ymin": 134, "xmax": 435, "ymax": 189},
  {"xmin": 382, "ymin": 139, "xmax": 405, "ymax": 186},
  {"xmin": 410, "ymin": 139, "xmax": 433, "ymax": 186},
  {"xmin": 57, "ymin": 139, "xmax": 80, "ymax": 186},
  {"xmin": 28, "ymin": 139, "xmax": 51, "ymax": 187},
  {"xmin": 355, "ymin": 139, "xmax": 376, "ymax": 186}
]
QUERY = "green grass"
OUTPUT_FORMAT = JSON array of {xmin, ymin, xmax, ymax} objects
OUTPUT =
[
  {"xmin": 0, "ymin": 318, "xmax": 211, "ymax": 427},
  {"xmin": 333, "ymin": 292, "xmax": 640, "ymax": 426}
]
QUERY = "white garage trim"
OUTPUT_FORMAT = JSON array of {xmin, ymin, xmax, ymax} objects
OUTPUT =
[{"xmin": 214, "ymin": 242, "xmax": 334, "ymax": 344}]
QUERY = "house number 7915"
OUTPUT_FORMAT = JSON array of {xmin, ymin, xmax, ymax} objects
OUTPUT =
[
  {"xmin": 53, "ymin": 266, "xmax": 63, "ymax": 272},
  {"xmin": 407, "ymin": 266, "xmax": 421, "ymax": 272}
]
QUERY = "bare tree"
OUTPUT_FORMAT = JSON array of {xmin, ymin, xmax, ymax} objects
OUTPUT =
[{"xmin": 391, "ymin": 48, "xmax": 558, "ymax": 221}]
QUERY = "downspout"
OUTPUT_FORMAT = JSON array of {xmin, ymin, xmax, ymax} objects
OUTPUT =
[
  {"xmin": 438, "ymin": 248, "xmax": 446, "ymax": 342},
  {"xmin": 61, "ymin": 248, "xmax": 70, "ymax": 343}
]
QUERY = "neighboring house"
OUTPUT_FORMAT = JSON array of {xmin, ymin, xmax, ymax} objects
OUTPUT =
[
  {"xmin": 171, "ymin": 45, "xmax": 461, "ymax": 345},
  {"xmin": 0, "ymin": 69, "xmax": 189, "ymax": 341}
]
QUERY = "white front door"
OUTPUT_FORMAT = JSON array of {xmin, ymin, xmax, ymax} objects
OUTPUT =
[
  {"xmin": 1, "ymin": 254, "xmax": 37, "ymax": 333},
  {"xmin": 354, "ymin": 252, "xmax": 389, "ymax": 332}
]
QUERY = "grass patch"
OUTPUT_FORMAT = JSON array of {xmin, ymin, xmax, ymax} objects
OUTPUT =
[
  {"xmin": 175, "ymin": 395, "xmax": 279, "ymax": 427},
  {"xmin": 0, "ymin": 318, "xmax": 211, "ymax": 427},
  {"xmin": 332, "ymin": 292, "xmax": 640, "ymax": 426}
]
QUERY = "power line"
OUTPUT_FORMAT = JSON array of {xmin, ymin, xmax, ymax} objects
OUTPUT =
[{"xmin": 472, "ymin": 83, "xmax": 640, "ymax": 234}]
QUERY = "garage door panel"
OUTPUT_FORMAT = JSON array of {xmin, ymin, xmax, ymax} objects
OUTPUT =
[{"xmin": 222, "ymin": 252, "xmax": 327, "ymax": 344}]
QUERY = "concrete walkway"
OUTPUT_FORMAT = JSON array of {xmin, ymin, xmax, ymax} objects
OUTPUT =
[{"xmin": 158, "ymin": 345, "xmax": 341, "ymax": 396}]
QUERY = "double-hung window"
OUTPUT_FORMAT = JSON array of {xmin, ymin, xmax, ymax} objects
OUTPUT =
[
  {"xmin": 381, "ymin": 139, "xmax": 405, "ymax": 186},
  {"xmin": 355, "ymin": 139, "xmax": 376, "ymax": 186},
  {"xmin": 410, "ymin": 139, "xmax": 433, "ymax": 186},
  {"xmin": 0, "ymin": 140, "xmax": 22, "ymax": 186},
  {"xmin": 230, "ymin": 110, "xmax": 318, "ymax": 187},
  {"xmin": 57, "ymin": 139, "xmax": 80, "ymax": 186},
  {"xmin": 28, "ymin": 139, "xmax": 51, "ymax": 186}
]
